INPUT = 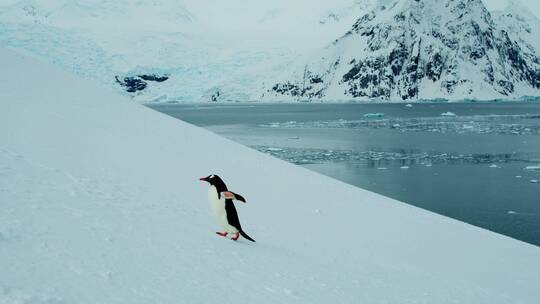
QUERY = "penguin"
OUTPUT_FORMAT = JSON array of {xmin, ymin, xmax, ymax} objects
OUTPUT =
[{"xmin": 199, "ymin": 174, "xmax": 255, "ymax": 242}]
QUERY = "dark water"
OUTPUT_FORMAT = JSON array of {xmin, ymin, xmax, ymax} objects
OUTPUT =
[{"xmin": 148, "ymin": 102, "xmax": 540, "ymax": 246}]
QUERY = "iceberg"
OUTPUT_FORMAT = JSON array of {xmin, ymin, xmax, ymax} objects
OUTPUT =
[
  {"xmin": 363, "ymin": 113, "xmax": 385, "ymax": 118},
  {"xmin": 440, "ymin": 112, "xmax": 457, "ymax": 117}
]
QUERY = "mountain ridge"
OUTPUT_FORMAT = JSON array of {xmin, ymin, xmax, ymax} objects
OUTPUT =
[
  {"xmin": 267, "ymin": 0, "xmax": 540, "ymax": 101},
  {"xmin": 1, "ymin": 0, "xmax": 539, "ymax": 102}
]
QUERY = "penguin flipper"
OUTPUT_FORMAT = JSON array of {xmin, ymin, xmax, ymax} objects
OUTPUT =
[
  {"xmin": 231, "ymin": 192, "xmax": 246, "ymax": 203},
  {"xmin": 222, "ymin": 191, "xmax": 246, "ymax": 203}
]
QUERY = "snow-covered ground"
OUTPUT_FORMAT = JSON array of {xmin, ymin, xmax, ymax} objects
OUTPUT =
[{"xmin": 2, "ymin": 47, "xmax": 540, "ymax": 303}]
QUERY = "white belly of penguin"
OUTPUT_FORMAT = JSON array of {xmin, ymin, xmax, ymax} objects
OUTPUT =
[{"xmin": 208, "ymin": 186, "xmax": 239, "ymax": 233}]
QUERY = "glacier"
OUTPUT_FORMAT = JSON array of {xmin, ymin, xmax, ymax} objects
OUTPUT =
[{"xmin": 0, "ymin": 0, "xmax": 376, "ymax": 103}]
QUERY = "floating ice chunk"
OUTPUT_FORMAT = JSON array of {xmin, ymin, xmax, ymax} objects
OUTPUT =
[
  {"xmin": 363, "ymin": 113, "xmax": 385, "ymax": 118},
  {"xmin": 515, "ymin": 175, "xmax": 522, "ymax": 178},
  {"xmin": 524, "ymin": 165, "xmax": 540, "ymax": 171},
  {"xmin": 440, "ymin": 112, "xmax": 457, "ymax": 117},
  {"xmin": 405, "ymin": 103, "xmax": 413, "ymax": 108},
  {"xmin": 400, "ymin": 166, "xmax": 409, "ymax": 169},
  {"xmin": 507, "ymin": 211, "xmax": 517, "ymax": 215},
  {"xmin": 489, "ymin": 164, "xmax": 499, "ymax": 168},
  {"xmin": 267, "ymin": 147, "xmax": 283, "ymax": 152},
  {"xmin": 531, "ymin": 179, "xmax": 540, "ymax": 183}
]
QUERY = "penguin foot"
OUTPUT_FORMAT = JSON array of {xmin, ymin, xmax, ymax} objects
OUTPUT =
[
  {"xmin": 216, "ymin": 231, "xmax": 228, "ymax": 237},
  {"xmin": 231, "ymin": 232, "xmax": 240, "ymax": 241}
]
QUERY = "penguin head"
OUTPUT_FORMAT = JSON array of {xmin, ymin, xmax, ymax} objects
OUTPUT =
[{"xmin": 199, "ymin": 174, "xmax": 227, "ymax": 191}]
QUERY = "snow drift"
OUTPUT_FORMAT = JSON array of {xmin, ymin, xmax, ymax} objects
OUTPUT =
[{"xmin": 1, "ymin": 47, "xmax": 540, "ymax": 303}]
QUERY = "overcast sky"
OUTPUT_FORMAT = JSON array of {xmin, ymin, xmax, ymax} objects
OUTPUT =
[{"xmin": 483, "ymin": 0, "xmax": 540, "ymax": 17}]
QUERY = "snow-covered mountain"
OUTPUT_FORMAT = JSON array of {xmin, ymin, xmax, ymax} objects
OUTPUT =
[
  {"xmin": 1, "ymin": 0, "xmax": 539, "ymax": 102},
  {"xmin": 0, "ymin": 0, "xmax": 376, "ymax": 102},
  {"xmin": 493, "ymin": 0, "xmax": 540, "ymax": 54},
  {"xmin": 267, "ymin": 0, "xmax": 540, "ymax": 101}
]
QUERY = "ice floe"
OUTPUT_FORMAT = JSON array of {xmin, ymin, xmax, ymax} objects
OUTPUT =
[
  {"xmin": 260, "ymin": 113, "xmax": 540, "ymax": 136},
  {"xmin": 254, "ymin": 146, "xmax": 538, "ymax": 167},
  {"xmin": 440, "ymin": 112, "xmax": 457, "ymax": 117},
  {"xmin": 363, "ymin": 113, "xmax": 385, "ymax": 118}
]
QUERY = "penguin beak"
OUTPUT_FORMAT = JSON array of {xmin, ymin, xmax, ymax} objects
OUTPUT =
[{"xmin": 199, "ymin": 176, "xmax": 209, "ymax": 182}]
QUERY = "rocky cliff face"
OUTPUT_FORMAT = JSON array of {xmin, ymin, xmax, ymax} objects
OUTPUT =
[{"xmin": 268, "ymin": 0, "xmax": 540, "ymax": 101}]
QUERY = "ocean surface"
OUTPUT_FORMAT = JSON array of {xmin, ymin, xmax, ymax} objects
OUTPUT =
[{"xmin": 148, "ymin": 102, "xmax": 540, "ymax": 246}]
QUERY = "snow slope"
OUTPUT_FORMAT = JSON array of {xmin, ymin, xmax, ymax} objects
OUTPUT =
[{"xmin": 1, "ymin": 47, "xmax": 540, "ymax": 303}]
